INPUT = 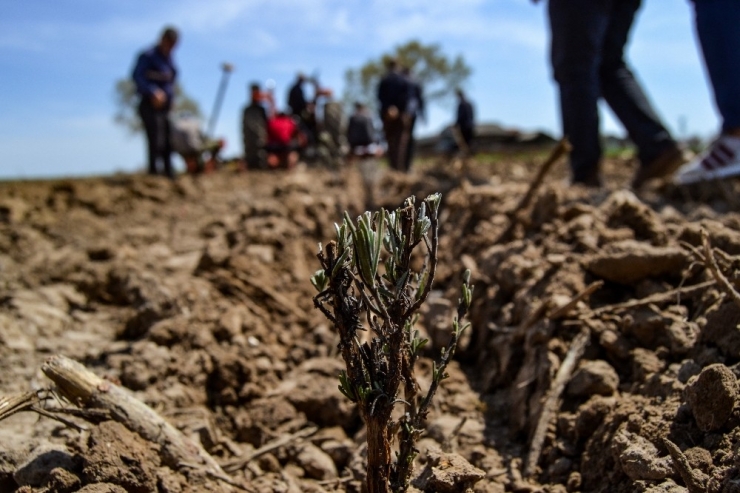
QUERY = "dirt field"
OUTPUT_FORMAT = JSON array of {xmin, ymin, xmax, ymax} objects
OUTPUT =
[{"xmin": 2, "ymin": 151, "xmax": 740, "ymax": 493}]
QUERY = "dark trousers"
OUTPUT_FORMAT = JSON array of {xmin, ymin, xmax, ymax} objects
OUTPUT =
[
  {"xmin": 549, "ymin": 0, "xmax": 674, "ymax": 183},
  {"xmin": 460, "ymin": 126, "xmax": 475, "ymax": 149},
  {"xmin": 138, "ymin": 100, "xmax": 173, "ymax": 178},
  {"xmin": 382, "ymin": 112, "xmax": 410, "ymax": 172},
  {"xmin": 693, "ymin": 0, "xmax": 740, "ymax": 132}
]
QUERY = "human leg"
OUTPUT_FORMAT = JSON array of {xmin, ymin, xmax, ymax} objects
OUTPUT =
[
  {"xmin": 694, "ymin": 0, "xmax": 740, "ymax": 133},
  {"xmin": 548, "ymin": 0, "xmax": 611, "ymax": 185},
  {"xmin": 138, "ymin": 101, "xmax": 159, "ymax": 175},
  {"xmin": 673, "ymin": 0, "xmax": 740, "ymax": 184},
  {"xmin": 599, "ymin": 0, "xmax": 680, "ymax": 183},
  {"xmin": 159, "ymin": 112, "xmax": 174, "ymax": 179},
  {"xmin": 382, "ymin": 114, "xmax": 403, "ymax": 171}
]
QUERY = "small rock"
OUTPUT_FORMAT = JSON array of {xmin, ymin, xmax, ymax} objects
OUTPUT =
[
  {"xmin": 574, "ymin": 396, "xmax": 616, "ymax": 443},
  {"xmin": 47, "ymin": 467, "xmax": 81, "ymax": 493},
  {"xmin": 413, "ymin": 445, "xmax": 485, "ymax": 493},
  {"xmin": 613, "ymin": 430, "xmax": 672, "ymax": 481},
  {"xmin": 313, "ymin": 427, "xmax": 353, "ymax": 469},
  {"xmin": 677, "ymin": 360, "xmax": 701, "ymax": 384},
  {"xmin": 599, "ymin": 329, "xmax": 631, "ymax": 360},
  {"xmin": 76, "ymin": 484, "xmax": 128, "ymax": 493},
  {"xmin": 245, "ymin": 244, "xmax": 275, "ymax": 264},
  {"xmin": 684, "ymin": 363, "xmax": 738, "ymax": 432},
  {"xmin": 684, "ymin": 447, "xmax": 713, "ymax": 473},
  {"xmin": 641, "ymin": 480, "xmax": 689, "ymax": 492},
  {"xmin": 277, "ymin": 358, "xmax": 358, "ymax": 428},
  {"xmin": 567, "ymin": 360, "xmax": 620, "ymax": 396},
  {"xmin": 585, "ymin": 241, "xmax": 686, "ymax": 284},
  {"xmin": 426, "ymin": 415, "xmax": 485, "ymax": 447},
  {"xmin": 0, "ymin": 197, "xmax": 30, "ymax": 223},
  {"xmin": 195, "ymin": 236, "xmax": 230, "ymax": 272},
  {"xmin": 567, "ymin": 471, "xmax": 582, "ymax": 491},
  {"xmin": 294, "ymin": 442, "xmax": 337, "ymax": 480},
  {"xmin": 702, "ymin": 302, "xmax": 740, "ymax": 358},
  {"xmin": 632, "ymin": 348, "xmax": 665, "ymax": 381},
  {"xmin": 13, "ymin": 444, "xmax": 76, "ymax": 487}
]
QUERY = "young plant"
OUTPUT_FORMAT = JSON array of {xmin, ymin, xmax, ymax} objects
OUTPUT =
[{"xmin": 312, "ymin": 194, "xmax": 473, "ymax": 493}]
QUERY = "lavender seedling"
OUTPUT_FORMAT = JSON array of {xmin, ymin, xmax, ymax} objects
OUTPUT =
[{"xmin": 312, "ymin": 194, "xmax": 473, "ymax": 493}]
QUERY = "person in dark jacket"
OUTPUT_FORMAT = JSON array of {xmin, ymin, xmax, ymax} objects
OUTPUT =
[
  {"xmin": 346, "ymin": 102, "xmax": 378, "ymax": 158},
  {"xmin": 377, "ymin": 58, "xmax": 411, "ymax": 172},
  {"xmin": 455, "ymin": 89, "xmax": 475, "ymax": 152},
  {"xmin": 133, "ymin": 26, "xmax": 179, "ymax": 178},
  {"xmin": 287, "ymin": 74, "xmax": 308, "ymax": 120}
]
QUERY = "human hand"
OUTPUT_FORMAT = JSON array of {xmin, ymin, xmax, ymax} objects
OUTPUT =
[{"xmin": 151, "ymin": 89, "xmax": 167, "ymax": 109}]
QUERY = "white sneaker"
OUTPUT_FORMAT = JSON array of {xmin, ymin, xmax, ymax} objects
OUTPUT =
[{"xmin": 674, "ymin": 135, "xmax": 740, "ymax": 185}]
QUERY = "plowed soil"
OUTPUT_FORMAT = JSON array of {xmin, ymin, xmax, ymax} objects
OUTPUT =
[{"xmin": 3, "ymin": 151, "xmax": 740, "ymax": 493}]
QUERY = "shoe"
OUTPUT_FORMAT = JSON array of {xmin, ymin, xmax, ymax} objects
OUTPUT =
[
  {"xmin": 674, "ymin": 135, "xmax": 740, "ymax": 185},
  {"xmin": 632, "ymin": 144, "xmax": 686, "ymax": 189}
]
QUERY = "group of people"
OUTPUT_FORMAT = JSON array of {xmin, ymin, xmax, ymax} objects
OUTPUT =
[
  {"xmin": 351, "ymin": 57, "xmax": 475, "ymax": 172},
  {"xmin": 133, "ymin": 2, "xmax": 740, "ymax": 188},
  {"xmin": 240, "ymin": 74, "xmax": 345, "ymax": 170},
  {"xmin": 539, "ymin": 0, "xmax": 740, "ymax": 187}
]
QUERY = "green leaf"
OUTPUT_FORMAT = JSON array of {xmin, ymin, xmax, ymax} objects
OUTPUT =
[
  {"xmin": 331, "ymin": 247, "xmax": 350, "ymax": 278},
  {"xmin": 338, "ymin": 370, "xmax": 357, "ymax": 402},
  {"xmin": 310, "ymin": 269, "xmax": 328, "ymax": 292},
  {"xmin": 425, "ymin": 193, "xmax": 442, "ymax": 215}
]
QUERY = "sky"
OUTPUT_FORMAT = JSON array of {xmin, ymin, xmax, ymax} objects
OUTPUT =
[{"xmin": 0, "ymin": 0, "xmax": 718, "ymax": 179}]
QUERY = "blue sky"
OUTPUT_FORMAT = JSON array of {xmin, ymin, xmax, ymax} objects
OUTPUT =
[{"xmin": 0, "ymin": 0, "xmax": 716, "ymax": 179}]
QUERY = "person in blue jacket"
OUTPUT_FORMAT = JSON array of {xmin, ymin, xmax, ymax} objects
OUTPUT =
[{"xmin": 133, "ymin": 27, "xmax": 179, "ymax": 178}]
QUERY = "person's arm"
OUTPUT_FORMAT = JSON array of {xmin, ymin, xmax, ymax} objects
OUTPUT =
[
  {"xmin": 132, "ymin": 51, "xmax": 167, "ymax": 108},
  {"xmin": 132, "ymin": 52, "xmax": 156, "ymax": 98}
]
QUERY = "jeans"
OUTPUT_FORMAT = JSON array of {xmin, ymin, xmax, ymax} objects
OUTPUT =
[
  {"xmin": 693, "ymin": 0, "xmax": 740, "ymax": 132},
  {"xmin": 548, "ymin": 0, "xmax": 675, "ymax": 183},
  {"xmin": 138, "ymin": 99, "xmax": 173, "ymax": 178}
]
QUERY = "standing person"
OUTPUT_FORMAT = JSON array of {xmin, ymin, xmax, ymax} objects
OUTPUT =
[
  {"xmin": 242, "ymin": 83, "xmax": 270, "ymax": 170},
  {"xmin": 377, "ymin": 58, "xmax": 411, "ymax": 172},
  {"xmin": 133, "ymin": 26, "xmax": 179, "ymax": 179},
  {"xmin": 403, "ymin": 67, "xmax": 425, "ymax": 172},
  {"xmin": 346, "ymin": 102, "xmax": 378, "ymax": 158},
  {"xmin": 675, "ymin": 0, "xmax": 740, "ymax": 184},
  {"xmin": 455, "ymin": 89, "xmax": 475, "ymax": 153},
  {"xmin": 537, "ymin": 0, "xmax": 684, "ymax": 188},
  {"xmin": 288, "ymin": 73, "xmax": 308, "ymax": 120}
]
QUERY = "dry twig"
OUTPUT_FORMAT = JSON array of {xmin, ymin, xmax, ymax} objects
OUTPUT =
[
  {"xmin": 0, "ymin": 390, "xmax": 94, "ymax": 431},
  {"xmin": 496, "ymin": 138, "xmax": 572, "ymax": 244},
  {"xmin": 0, "ymin": 392, "xmax": 39, "ymax": 422},
  {"xmin": 701, "ymin": 229, "xmax": 740, "ymax": 309},
  {"xmin": 589, "ymin": 280, "xmax": 715, "ymax": 317},
  {"xmin": 548, "ymin": 281, "xmax": 604, "ymax": 320},
  {"xmin": 221, "ymin": 426, "xmax": 318, "ymax": 473},
  {"xmin": 42, "ymin": 354, "xmax": 233, "ymax": 489},
  {"xmin": 524, "ymin": 327, "xmax": 590, "ymax": 478},
  {"xmin": 663, "ymin": 438, "xmax": 706, "ymax": 493}
]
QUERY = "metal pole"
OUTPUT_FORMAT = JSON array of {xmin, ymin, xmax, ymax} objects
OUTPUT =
[{"xmin": 207, "ymin": 62, "xmax": 234, "ymax": 138}]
